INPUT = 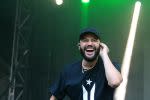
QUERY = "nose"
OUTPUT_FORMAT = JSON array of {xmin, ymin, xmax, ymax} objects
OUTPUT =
[{"xmin": 87, "ymin": 41, "xmax": 93, "ymax": 45}]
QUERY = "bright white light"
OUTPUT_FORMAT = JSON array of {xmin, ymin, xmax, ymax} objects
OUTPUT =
[
  {"xmin": 114, "ymin": 1, "xmax": 141, "ymax": 100},
  {"xmin": 56, "ymin": 0, "xmax": 63, "ymax": 5},
  {"xmin": 82, "ymin": 0, "xmax": 90, "ymax": 3}
]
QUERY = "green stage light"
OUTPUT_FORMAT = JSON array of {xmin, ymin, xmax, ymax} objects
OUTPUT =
[
  {"xmin": 82, "ymin": 0, "xmax": 90, "ymax": 4},
  {"xmin": 81, "ymin": 0, "xmax": 89, "ymax": 28}
]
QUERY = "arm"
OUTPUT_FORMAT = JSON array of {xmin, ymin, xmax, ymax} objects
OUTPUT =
[
  {"xmin": 50, "ymin": 95, "xmax": 57, "ymax": 100},
  {"xmin": 49, "ymin": 71, "xmax": 66, "ymax": 100},
  {"xmin": 100, "ymin": 43, "xmax": 123, "ymax": 88}
]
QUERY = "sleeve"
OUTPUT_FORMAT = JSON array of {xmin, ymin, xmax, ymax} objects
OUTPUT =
[
  {"xmin": 49, "ymin": 71, "xmax": 66, "ymax": 100},
  {"xmin": 112, "ymin": 62, "xmax": 121, "ymax": 72}
]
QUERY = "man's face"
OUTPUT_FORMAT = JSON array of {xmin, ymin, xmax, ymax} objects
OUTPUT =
[{"xmin": 79, "ymin": 34, "xmax": 100, "ymax": 62}]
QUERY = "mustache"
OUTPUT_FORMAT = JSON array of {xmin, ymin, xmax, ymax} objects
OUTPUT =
[{"xmin": 84, "ymin": 45, "xmax": 96, "ymax": 51}]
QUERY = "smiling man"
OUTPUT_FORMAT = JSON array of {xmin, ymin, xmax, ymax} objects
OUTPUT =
[{"xmin": 49, "ymin": 28, "xmax": 122, "ymax": 100}]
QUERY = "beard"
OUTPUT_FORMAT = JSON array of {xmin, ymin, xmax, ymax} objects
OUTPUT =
[{"xmin": 80, "ymin": 45, "xmax": 100, "ymax": 62}]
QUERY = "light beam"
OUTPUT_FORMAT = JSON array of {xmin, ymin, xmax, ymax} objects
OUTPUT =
[{"xmin": 114, "ymin": 1, "xmax": 141, "ymax": 100}]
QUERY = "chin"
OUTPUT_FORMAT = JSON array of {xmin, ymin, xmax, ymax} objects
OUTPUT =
[{"xmin": 84, "ymin": 56, "xmax": 97, "ymax": 62}]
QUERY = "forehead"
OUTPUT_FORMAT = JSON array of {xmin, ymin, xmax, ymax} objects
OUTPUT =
[{"xmin": 81, "ymin": 33, "xmax": 99, "ymax": 40}]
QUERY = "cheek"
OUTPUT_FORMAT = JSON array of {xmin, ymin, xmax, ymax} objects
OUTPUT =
[
  {"xmin": 80, "ymin": 46, "xmax": 84, "ymax": 50},
  {"xmin": 95, "ymin": 44, "xmax": 100, "ymax": 49},
  {"xmin": 96, "ymin": 42, "xmax": 100, "ymax": 46},
  {"xmin": 79, "ymin": 45, "xmax": 86, "ymax": 51},
  {"xmin": 79, "ymin": 43, "xmax": 85, "ymax": 48}
]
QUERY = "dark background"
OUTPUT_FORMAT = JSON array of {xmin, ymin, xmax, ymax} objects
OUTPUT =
[{"xmin": 0, "ymin": 0, "xmax": 149, "ymax": 100}]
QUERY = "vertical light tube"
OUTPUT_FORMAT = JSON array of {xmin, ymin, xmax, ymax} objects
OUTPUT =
[{"xmin": 114, "ymin": 1, "xmax": 141, "ymax": 100}]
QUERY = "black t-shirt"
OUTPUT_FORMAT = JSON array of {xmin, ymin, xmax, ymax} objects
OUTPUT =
[{"xmin": 49, "ymin": 58, "xmax": 120, "ymax": 100}]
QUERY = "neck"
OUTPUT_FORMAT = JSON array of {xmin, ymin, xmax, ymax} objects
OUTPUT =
[{"xmin": 82, "ymin": 57, "xmax": 98, "ymax": 70}]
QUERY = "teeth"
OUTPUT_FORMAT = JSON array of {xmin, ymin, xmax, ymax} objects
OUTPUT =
[
  {"xmin": 86, "ymin": 50, "xmax": 94, "ymax": 52},
  {"xmin": 87, "ymin": 49, "xmax": 93, "ymax": 50},
  {"xmin": 86, "ymin": 49, "xmax": 93, "ymax": 50}
]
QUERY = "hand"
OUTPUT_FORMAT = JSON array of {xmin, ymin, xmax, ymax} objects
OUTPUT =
[{"xmin": 99, "ymin": 43, "xmax": 109, "ymax": 57}]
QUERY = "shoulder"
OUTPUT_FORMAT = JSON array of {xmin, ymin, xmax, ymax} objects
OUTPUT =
[
  {"xmin": 63, "ymin": 60, "xmax": 82, "ymax": 74},
  {"xmin": 59, "ymin": 60, "xmax": 82, "ymax": 81}
]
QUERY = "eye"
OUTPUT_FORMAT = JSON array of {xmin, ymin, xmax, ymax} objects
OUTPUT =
[
  {"xmin": 91, "ymin": 39, "xmax": 98, "ymax": 42},
  {"xmin": 81, "ymin": 39, "xmax": 89, "ymax": 42}
]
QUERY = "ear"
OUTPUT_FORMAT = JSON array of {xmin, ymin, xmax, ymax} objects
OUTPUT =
[{"xmin": 77, "ymin": 43, "xmax": 80, "ymax": 50}]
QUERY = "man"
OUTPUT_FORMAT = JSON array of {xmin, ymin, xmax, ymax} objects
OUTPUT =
[{"xmin": 49, "ymin": 28, "xmax": 122, "ymax": 100}]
